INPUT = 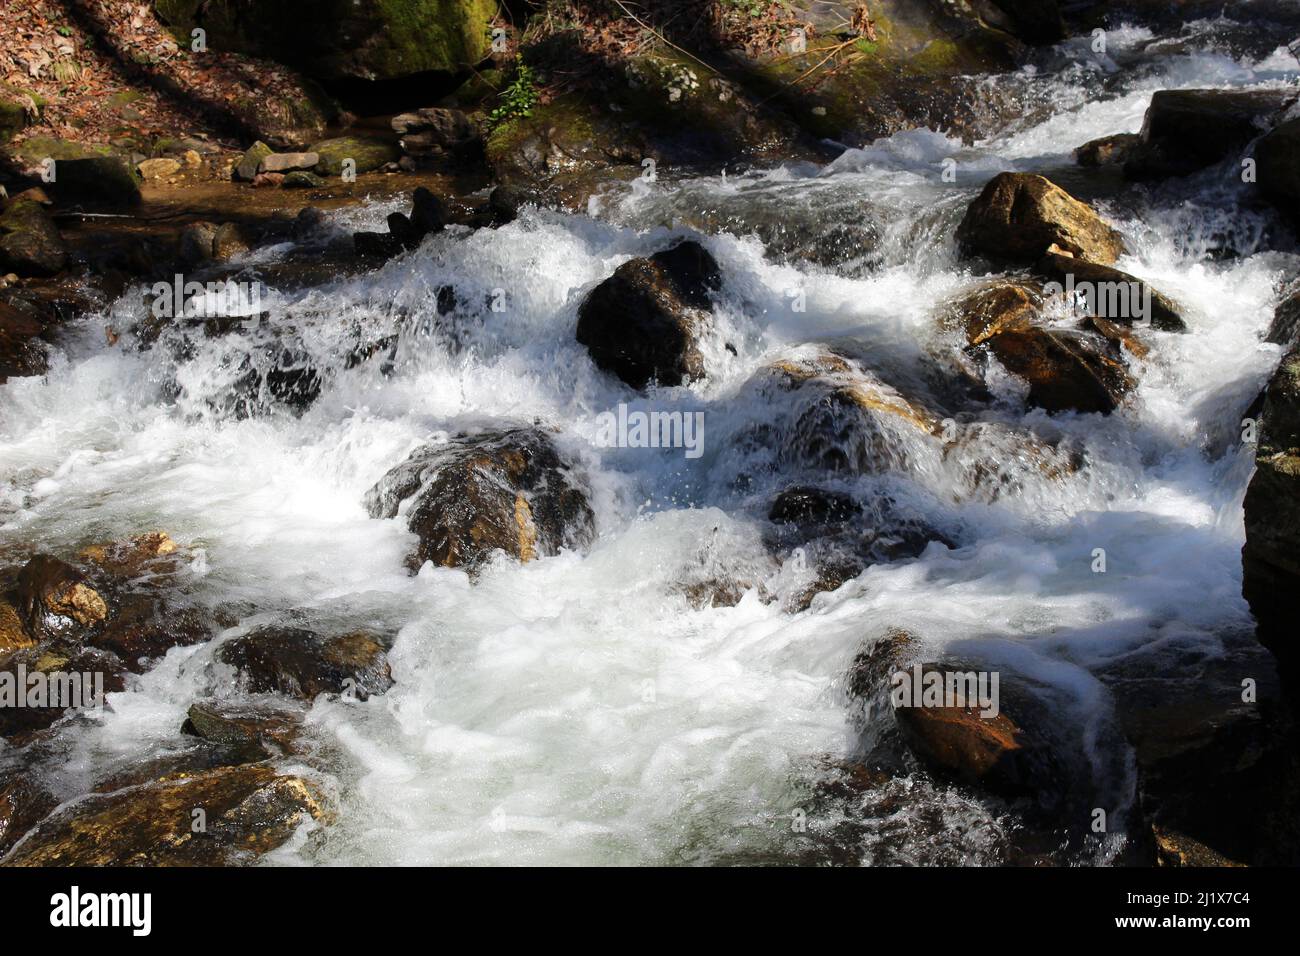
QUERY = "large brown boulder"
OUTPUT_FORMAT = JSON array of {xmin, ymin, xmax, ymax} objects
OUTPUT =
[
  {"xmin": 2, "ymin": 763, "xmax": 326, "ymax": 865},
  {"xmin": 1255, "ymin": 118, "xmax": 1300, "ymax": 221},
  {"xmin": 956, "ymin": 173, "xmax": 1126, "ymax": 265},
  {"xmin": 1125, "ymin": 89, "xmax": 1297, "ymax": 181},
  {"xmin": 576, "ymin": 241, "xmax": 722, "ymax": 390},
  {"xmin": 366, "ymin": 428, "xmax": 595, "ymax": 573},
  {"xmin": 216, "ymin": 626, "xmax": 393, "ymax": 701}
]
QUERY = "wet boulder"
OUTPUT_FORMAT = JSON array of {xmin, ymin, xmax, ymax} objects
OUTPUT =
[
  {"xmin": 1265, "ymin": 289, "xmax": 1300, "ymax": 349},
  {"xmin": 182, "ymin": 700, "xmax": 302, "ymax": 756},
  {"xmin": 744, "ymin": 349, "xmax": 945, "ymax": 478},
  {"xmin": 941, "ymin": 280, "xmax": 1043, "ymax": 346},
  {"xmin": 0, "ymin": 591, "xmax": 35, "ymax": 654},
  {"xmin": 956, "ymin": 173, "xmax": 1126, "ymax": 266},
  {"xmin": 78, "ymin": 531, "xmax": 179, "ymax": 578},
  {"xmin": 1034, "ymin": 250, "xmax": 1187, "ymax": 332},
  {"xmin": 983, "ymin": 327, "xmax": 1136, "ymax": 415},
  {"xmin": 1255, "ymin": 118, "xmax": 1300, "ymax": 221},
  {"xmin": 365, "ymin": 428, "xmax": 595, "ymax": 572},
  {"xmin": 215, "ymin": 626, "xmax": 393, "ymax": 701},
  {"xmin": 0, "ymin": 769, "xmax": 59, "ymax": 858},
  {"xmin": 1074, "ymin": 132, "xmax": 1141, "ymax": 168},
  {"xmin": 392, "ymin": 108, "xmax": 481, "ymax": 162},
  {"xmin": 178, "ymin": 221, "xmax": 219, "ymax": 266},
  {"xmin": 0, "ymin": 197, "xmax": 67, "ymax": 277},
  {"xmin": 768, "ymin": 485, "xmax": 953, "ymax": 612},
  {"xmin": 2, "ymin": 763, "xmax": 326, "ymax": 866},
  {"xmin": 0, "ymin": 299, "xmax": 48, "ymax": 383},
  {"xmin": 89, "ymin": 595, "xmax": 212, "ymax": 674},
  {"xmin": 769, "ymin": 486, "xmax": 862, "ymax": 526},
  {"xmin": 283, "ymin": 171, "xmax": 326, "ymax": 189},
  {"xmin": 0, "ymin": 646, "xmax": 129, "ymax": 742},
  {"xmin": 353, "ymin": 187, "xmax": 447, "ymax": 259},
  {"xmin": 1242, "ymin": 340, "xmax": 1300, "ymax": 664},
  {"xmin": 1093, "ymin": 635, "xmax": 1297, "ymax": 866},
  {"xmin": 1125, "ymin": 89, "xmax": 1296, "ymax": 181},
  {"xmin": 846, "ymin": 630, "xmax": 1109, "ymax": 830},
  {"xmin": 576, "ymin": 241, "xmax": 722, "ymax": 390},
  {"xmin": 13, "ymin": 555, "xmax": 108, "ymax": 642}
]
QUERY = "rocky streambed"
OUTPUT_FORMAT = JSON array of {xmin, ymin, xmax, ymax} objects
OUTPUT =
[{"xmin": 2, "ymin": 1, "xmax": 1300, "ymax": 867}]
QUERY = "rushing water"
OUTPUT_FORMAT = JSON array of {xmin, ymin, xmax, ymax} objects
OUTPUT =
[{"xmin": 2, "ymin": 15, "xmax": 1298, "ymax": 865}]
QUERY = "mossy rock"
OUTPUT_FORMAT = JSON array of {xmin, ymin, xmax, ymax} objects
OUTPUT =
[
  {"xmin": 7, "ymin": 136, "xmax": 113, "ymax": 166},
  {"xmin": 282, "ymin": 170, "xmax": 327, "ymax": 188},
  {"xmin": 107, "ymin": 90, "xmax": 145, "ymax": 108},
  {"xmin": 234, "ymin": 141, "xmax": 273, "ymax": 181},
  {"xmin": 154, "ymin": 0, "xmax": 498, "ymax": 81},
  {"xmin": 0, "ymin": 85, "xmax": 44, "ymax": 144},
  {"xmin": 309, "ymin": 136, "xmax": 399, "ymax": 176}
]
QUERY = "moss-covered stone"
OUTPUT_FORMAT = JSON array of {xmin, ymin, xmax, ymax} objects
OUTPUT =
[
  {"xmin": 0, "ymin": 85, "xmax": 43, "ymax": 144},
  {"xmin": 309, "ymin": 136, "xmax": 399, "ymax": 176},
  {"xmin": 282, "ymin": 170, "xmax": 326, "ymax": 188},
  {"xmin": 154, "ymin": 0, "xmax": 497, "ymax": 81},
  {"xmin": 7, "ymin": 136, "xmax": 112, "ymax": 166},
  {"xmin": 233, "ymin": 141, "xmax": 272, "ymax": 182}
]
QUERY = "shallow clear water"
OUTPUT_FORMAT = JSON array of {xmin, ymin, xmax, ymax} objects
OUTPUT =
[{"xmin": 2, "ymin": 15, "xmax": 1298, "ymax": 865}]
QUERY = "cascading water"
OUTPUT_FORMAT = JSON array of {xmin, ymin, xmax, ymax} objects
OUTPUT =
[{"xmin": 2, "ymin": 15, "xmax": 1297, "ymax": 866}]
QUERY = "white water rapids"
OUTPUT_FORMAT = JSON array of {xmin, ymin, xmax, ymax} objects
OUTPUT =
[{"xmin": 2, "ymin": 17, "xmax": 1298, "ymax": 864}]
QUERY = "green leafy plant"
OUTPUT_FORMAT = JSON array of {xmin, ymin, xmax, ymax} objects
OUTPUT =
[{"xmin": 488, "ymin": 57, "xmax": 540, "ymax": 128}]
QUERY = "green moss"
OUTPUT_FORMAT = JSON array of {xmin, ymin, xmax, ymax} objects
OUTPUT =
[
  {"xmin": 310, "ymin": 136, "xmax": 399, "ymax": 175},
  {"xmin": 8, "ymin": 137, "xmax": 113, "ymax": 165},
  {"xmin": 912, "ymin": 38, "xmax": 961, "ymax": 73},
  {"xmin": 0, "ymin": 84, "xmax": 44, "ymax": 143},
  {"xmin": 108, "ymin": 90, "xmax": 145, "ymax": 108},
  {"xmin": 365, "ymin": 0, "xmax": 497, "ymax": 76}
]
